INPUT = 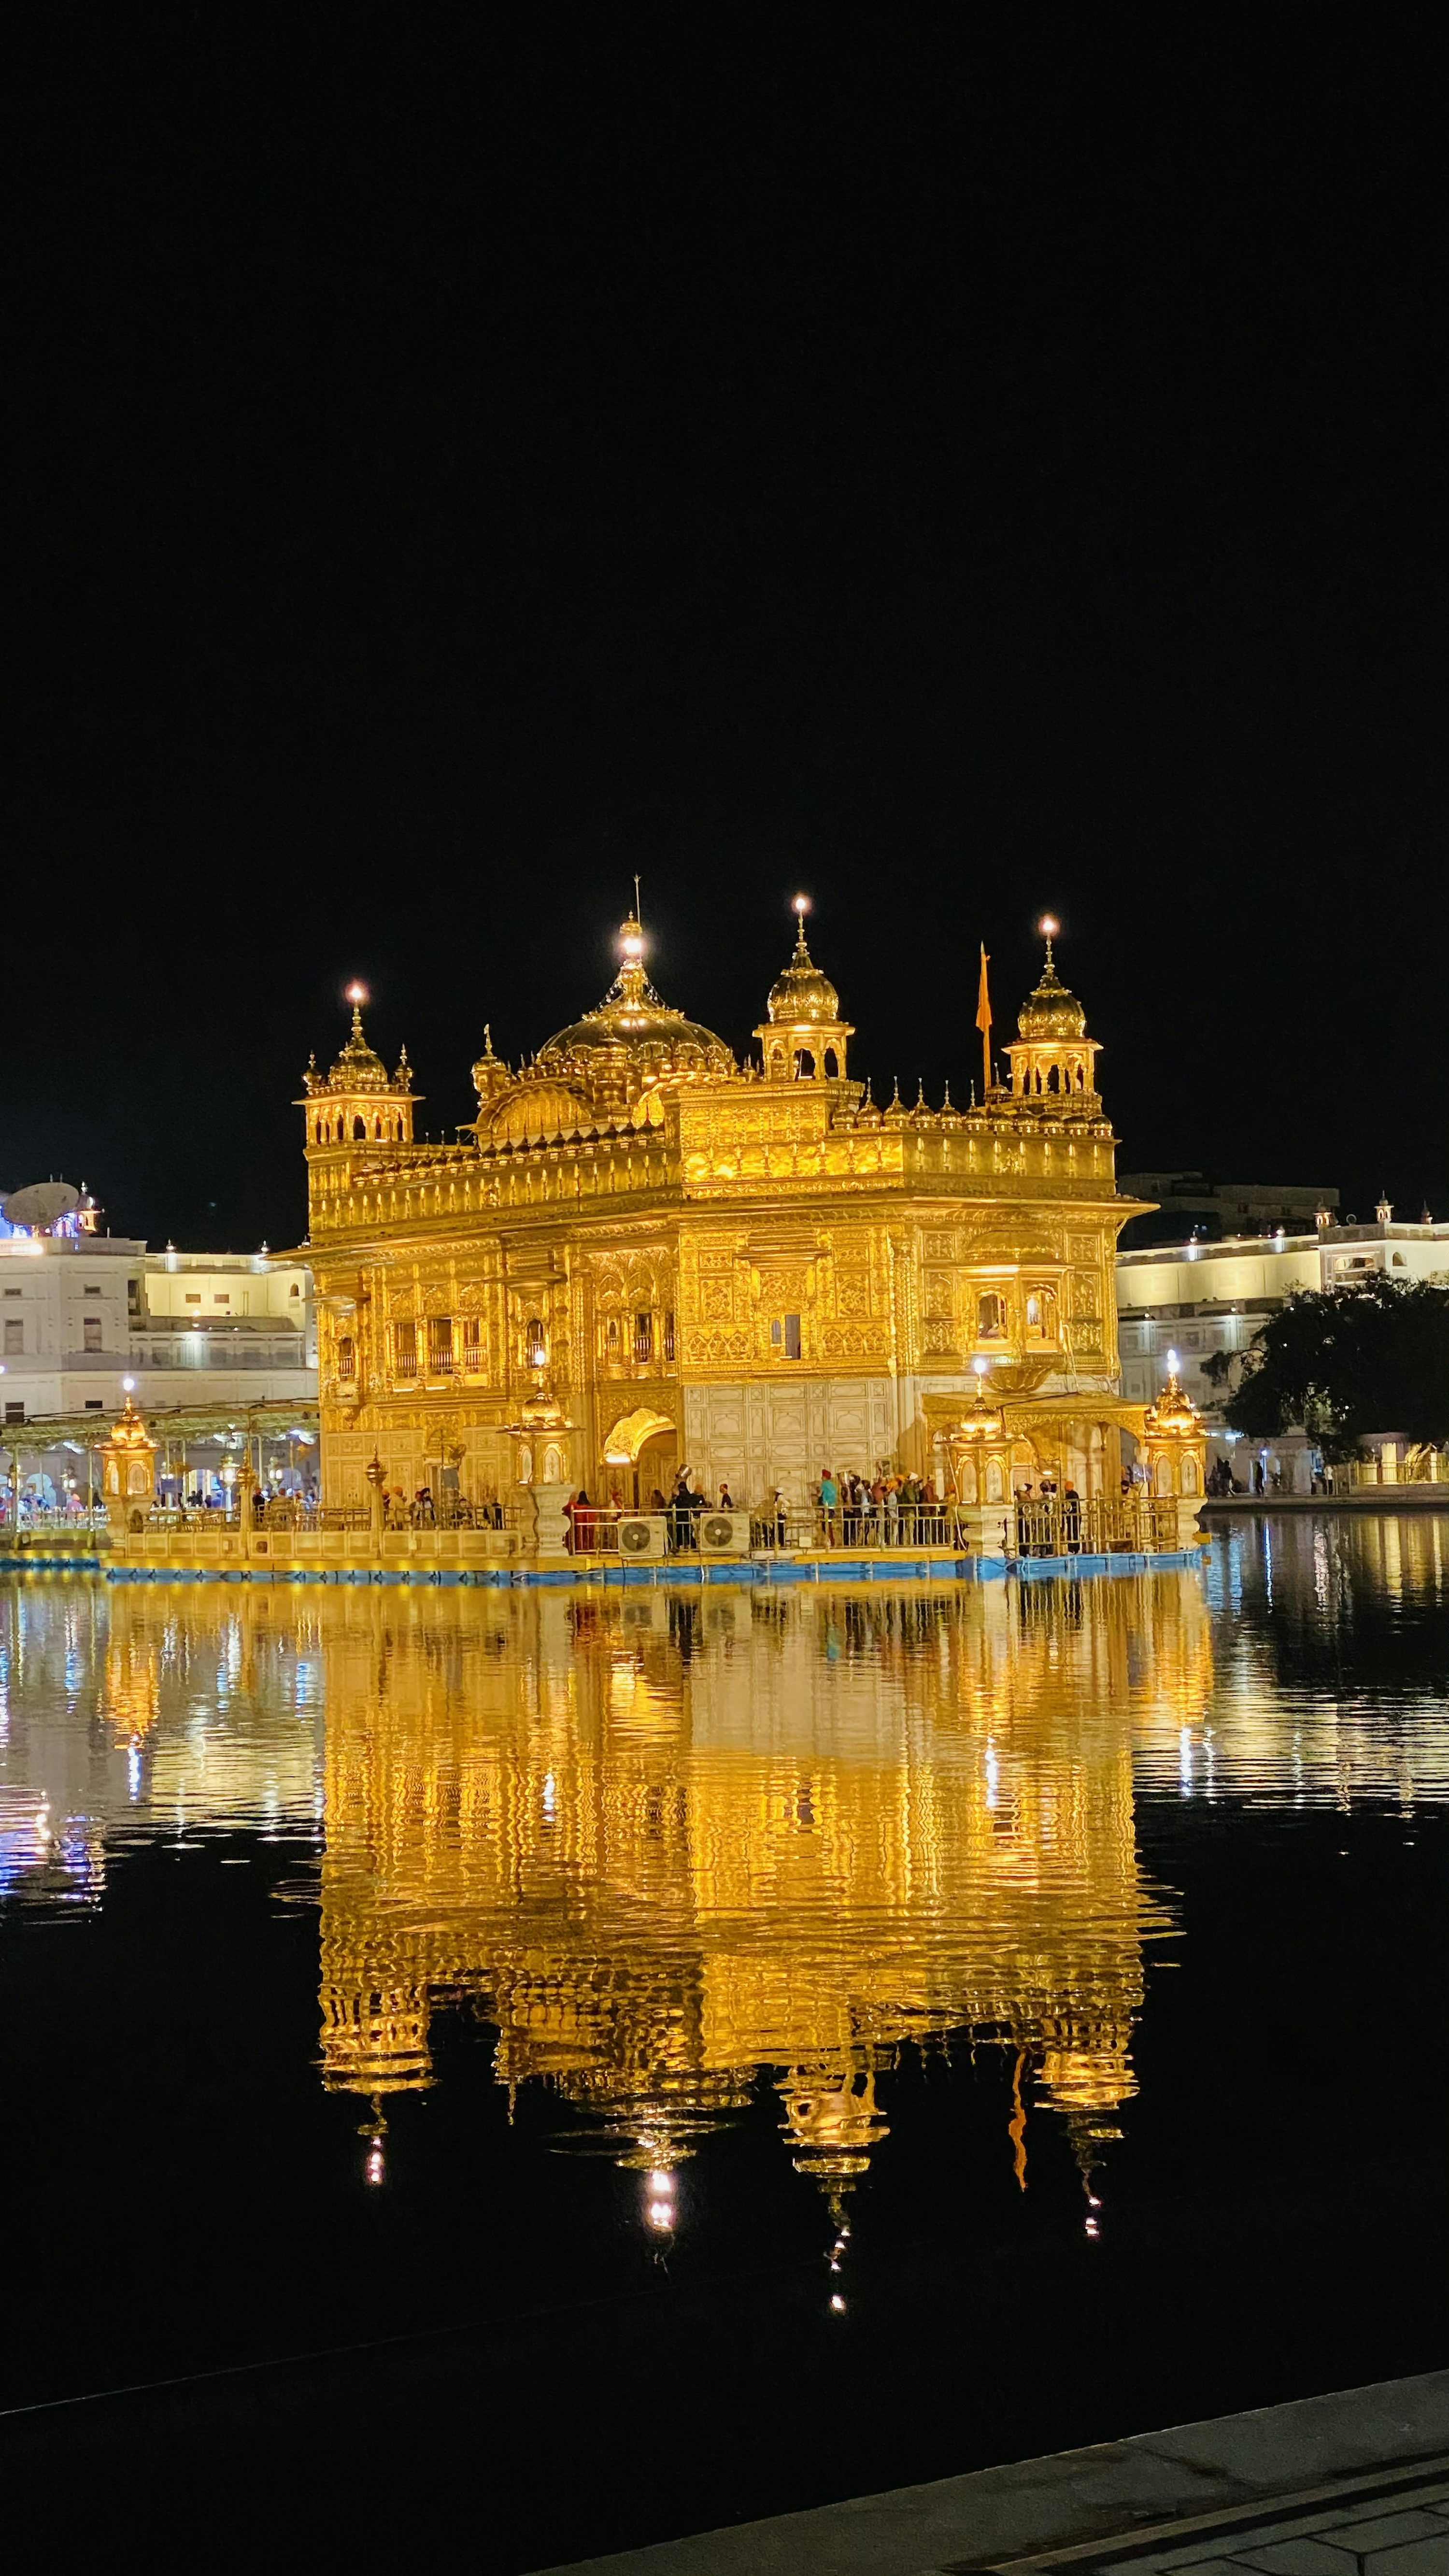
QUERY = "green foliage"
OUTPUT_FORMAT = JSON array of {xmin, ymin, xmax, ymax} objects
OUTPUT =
[{"xmin": 1224, "ymin": 1274, "xmax": 1449, "ymax": 1456}]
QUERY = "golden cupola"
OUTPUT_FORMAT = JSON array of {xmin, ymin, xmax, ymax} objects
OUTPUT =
[
  {"xmin": 1006, "ymin": 919, "xmax": 1102, "ymax": 1112},
  {"xmin": 754, "ymin": 897, "xmax": 855, "ymax": 1082},
  {"xmin": 300, "ymin": 988, "xmax": 417, "ymax": 1150}
]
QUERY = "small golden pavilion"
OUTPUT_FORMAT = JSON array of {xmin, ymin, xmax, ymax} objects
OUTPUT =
[{"xmin": 299, "ymin": 908, "xmax": 1189, "ymax": 1515}]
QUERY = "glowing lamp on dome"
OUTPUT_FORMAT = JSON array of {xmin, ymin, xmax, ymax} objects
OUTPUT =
[
  {"xmin": 122, "ymin": 1376, "xmax": 136, "ymax": 1393},
  {"xmin": 972, "ymin": 1355, "xmax": 989, "ymax": 1378},
  {"xmin": 1166, "ymin": 1349, "xmax": 1180, "ymax": 1376},
  {"xmin": 793, "ymin": 893, "xmax": 810, "ymax": 917},
  {"xmin": 345, "ymin": 981, "xmax": 368, "ymax": 1005},
  {"xmin": 1039, "ymin": 913, "xmax": 1059, "ymax": 939},
  {"xmin": 620, "ymin": 927, "xmax": 645, "ymax": 960}
]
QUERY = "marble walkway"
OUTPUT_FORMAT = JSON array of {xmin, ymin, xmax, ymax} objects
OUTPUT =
[{"xmin": 536, "ymin": 2371, "xmax": 1449, "ymax": 2576}]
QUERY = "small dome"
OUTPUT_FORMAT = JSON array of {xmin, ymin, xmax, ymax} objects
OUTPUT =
[
  {"xmin": 486, "ymin": 1077, "xmax": 593, "ymax": 1146},
  {"xmin": 767, "ymin": 917, "xmax": 840, "ymax": 1024},
  {"xmin": 328, "ymin": 1003, "xmax": 393, "ymax": 1093},
  {"xmin": 1017, "ymin": 959, "xmax": 1086, "ymax": 1041}
]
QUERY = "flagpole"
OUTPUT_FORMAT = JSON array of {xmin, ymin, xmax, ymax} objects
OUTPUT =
[{"xmin": 975, "ymin": 943, "xmax": 993, "ymax": 1099}]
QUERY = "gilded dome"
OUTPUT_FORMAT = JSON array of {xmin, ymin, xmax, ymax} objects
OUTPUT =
[
  {"xmin": 486, "ymin": 1077, "xmax": 593, "ymax": 1146},
  {"xmin": 1017, "ymin": 959, "xmax": 1086, "ymax": 1041},
  {"xmin": 537, "ymin": 917, "xmax": 736, "ymax": 1085},
  {"xmin": 767, "ymin": 918, "xmax": 840, "ymax": 1025},
  {"xmin": 327, "ymin": 1001, "xmax": 392, "ymax": 1093},
  {"xmin": 1143, "ymin": 1369, "xmax": 1201, "ymax": 1440}
]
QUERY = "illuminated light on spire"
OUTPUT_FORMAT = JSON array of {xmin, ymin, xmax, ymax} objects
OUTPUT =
[{"xmin": 345, "ymin": 981, "xmax": 368, "ymax": 1005}]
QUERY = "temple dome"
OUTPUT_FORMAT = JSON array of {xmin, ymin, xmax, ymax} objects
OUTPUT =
[
  {"xmin": 327, "ymin": 1001, "xmax": 392, "ymax": 1093},
  {"xmin": 537, "ymin": 917, "xmax": 736, "ymax": 1088},
  {"xmin": 1017, "ymin": 933, "xmax": 1087, "ymax": 1040},
  {"xmin": 767, "ymin": 921, "xmax": 840, "ymax": 1024}
]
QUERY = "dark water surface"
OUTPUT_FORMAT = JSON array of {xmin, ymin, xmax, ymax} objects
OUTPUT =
[{"xmin": 0, "ymin": 1520, "xmax": 1446, "ymax": 2562}]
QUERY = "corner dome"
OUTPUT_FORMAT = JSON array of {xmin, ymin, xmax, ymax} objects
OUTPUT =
[
  {"xmin": 767, "ymin": 920, "xmax": 840, "ymax": 1025},
  {"xmin": 1017, "ymin": 960, "xmax": 1086, "ymax": 1042},
  {"xmin": 328, "ymin": 1002, "xmax": 392, "ymax": 1093}
]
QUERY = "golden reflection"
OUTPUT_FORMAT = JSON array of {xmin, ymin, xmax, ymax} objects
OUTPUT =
[
  {"xmin": 9, "ymin": 1540, "xmax": 1447, "ymax": 2224},
  {"xmin": 310, "ymin": 1578, "xmax": 1211, "ymax": 2205}
]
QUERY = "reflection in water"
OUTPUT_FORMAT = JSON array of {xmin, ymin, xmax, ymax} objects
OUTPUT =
[
  {"xmin": 1, "ymin": 1523, "xmax": 1447, "ymax": 2234},
  {"xmin": 313, "ymin": 1579, "xmax": 1199, "ymax": 2219}
]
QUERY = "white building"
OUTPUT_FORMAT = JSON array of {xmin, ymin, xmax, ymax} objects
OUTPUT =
[
  {"xmin": 0, "ymin": 1230, "xmax": 315, "ymax": 1431},
  {"xmin": 1116, "ymin": 1209, "xmax": 1449, "ymax": 1471}
]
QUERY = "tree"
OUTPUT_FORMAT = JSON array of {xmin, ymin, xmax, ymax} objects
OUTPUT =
[{"xmin": 1224, "ymin": 1274, "xmax": 1449, "ymax": 1456}]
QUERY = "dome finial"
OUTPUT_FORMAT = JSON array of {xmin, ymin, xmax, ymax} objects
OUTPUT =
[
  {"xmin": 345, "ymin": 980, "xmax": 368, "ymax": 1043},
  {"xmin": 1039, "ymin": 914, "xmax": 1059, "ymax": 972},
  {"xmin": 792, "ymin": 891, "xmax": 810, "ymax": 957}
]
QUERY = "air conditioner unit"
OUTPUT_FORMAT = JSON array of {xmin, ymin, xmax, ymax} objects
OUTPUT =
[
  {"xmin": 696, "ymin": 1509, "xmax": 753, "ymax": 1557},
  {"xmin": 617, "ymin": 1514, "xmax": 669, "ymax": 1561}
]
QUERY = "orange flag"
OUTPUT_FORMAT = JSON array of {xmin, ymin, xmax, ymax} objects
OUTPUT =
[{"xmin": 975, "ymin": 943, "xmax": 992, "ymax": 1095}]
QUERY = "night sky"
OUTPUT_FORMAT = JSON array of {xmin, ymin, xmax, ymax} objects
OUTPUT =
[{"xmin": 8, "ymin": 19, "xmax": 1447, "ymax": 1251}]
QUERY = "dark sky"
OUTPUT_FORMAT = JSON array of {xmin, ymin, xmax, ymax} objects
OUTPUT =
[{"xmin": 7, "ymin": 16, "xmax": 1447, "ymax": 1249}]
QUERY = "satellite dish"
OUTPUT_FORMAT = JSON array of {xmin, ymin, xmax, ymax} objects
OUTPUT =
[{"xmin": 5, "ymin": 1181, "xmax": 81, "ymax": 1227}]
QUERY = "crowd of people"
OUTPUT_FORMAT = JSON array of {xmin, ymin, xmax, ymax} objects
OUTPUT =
[{"xmin": 810, "ymin": 1469, "xmax": 947, "ymax": 1546}]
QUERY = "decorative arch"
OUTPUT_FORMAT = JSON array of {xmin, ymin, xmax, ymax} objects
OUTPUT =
[{"xmin": 600, "ymin": 1406, "xmax": 677, "ymax": 1464}]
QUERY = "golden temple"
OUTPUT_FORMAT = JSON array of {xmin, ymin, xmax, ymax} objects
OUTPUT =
[{"xmin": 300, "ymin": 909, "xmax": 1200, "ymax": 1520}]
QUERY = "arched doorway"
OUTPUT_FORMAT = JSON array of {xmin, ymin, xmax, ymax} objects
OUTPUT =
[{"xmin": 600, "ymin": 1407, "xmax": 679, "ymax": 1510}]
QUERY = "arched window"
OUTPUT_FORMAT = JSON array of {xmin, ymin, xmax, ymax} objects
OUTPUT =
[
  {"xmin": 1047, "ymin": 1064, "xmax": 1060, "ymax": 1093},
  {"xmin": 336, "ymin": 1335, "xmax": 356, "ymax": 1381},
  {"xmin": 1025, "ymin": 1287, "xmax": 1057, "ymax": 1342},
  {"xmin": 977, "ymin": 1291, "xmax": 1006, "ymax": 1339},
  {"xmin": 353, "ymin": 1116, "xmax": 366, "ymax": 1141},
  {"xmin": 824, "ymin": 1048, "xmax": 839, "ymax": 1079},
  {"xmin": 793, "ymin": 1049, "xmax": 816, "ymax": 1078},
  {"xmin": 526, "ymin": 1315, "xmax": 547, "ymax": 1369}
]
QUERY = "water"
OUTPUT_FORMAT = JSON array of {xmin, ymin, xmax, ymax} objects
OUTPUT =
[{"xmin": 0, "ymin": 1520, "xmax": 1447, "ymax": 2560}]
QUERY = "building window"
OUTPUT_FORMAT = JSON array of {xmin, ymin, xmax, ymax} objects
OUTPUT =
[
  {"xmin": 663, "ymin": 1309, "xmax": 676, "ymax": 1363},
  {"xmin": 83, "ymin": 1318, "xmax": 102, "ymax": 1352},
  {"xmin": 289, "ymin": 1281, "xmax": 300, "ymax": 1296},
  {"xmin": 85, "ymin": 1398, "xmax": 103, "ymax": 1411},
  {"xmin": 3, "ymin": 1286, "xmax": 20, "ymax": 1298},
  {"xmin": 394, "ymin": 1318, "xmax": 417, "ymax": 1379},
  {"xmin": 427, "ymin": 1316, "xmax": 455, "ymax": 1376},
  {"xmin": 185, "ymin": 1292, "xmax": 202, "ymax": 1305},
  {"xmin": 337, "ymin": 1335, "xmax": 356, "ymax": 1381},
  {"xmin": 84, "ymin": 1284, "xmax": 101, "ymax": 1297},
  {"xmin": 4, "ymin": 1401, "xmax": 24, "ymax": 1424},
  {"xmin": 977, "ymin": 1291, "xmax": 1007, "ymax": 1339},
  {"xmin": 770, "ymin": 1313, "xmax": 802, "ymax": 1360},
  {"xmin": 525, "ymin": 1316, "xmax": 547, "ymax": 1370},
  {"xmin": 604, "ymin": 1316, "xmax": 621, "ymax": 1359},
  {"xmin": 634, "ymin": 1310, "xmax": 653, "ymax": 1363},
  {"xmin": 1024, "ymin": 1288, "xmax": 1057, "ymax": 1342},
  {"xmin": 3, "ymin": 1320, "xmax": 21, "ymax": 1354},
  {"xmin": 462, "ymin": 1316, "xmax": 483, "ymax": 1370}
]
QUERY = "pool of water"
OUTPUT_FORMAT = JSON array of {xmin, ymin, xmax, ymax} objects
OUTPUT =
[{"xmin": 0, "ymin": 1519, "xmax": 1446, "ymax": 2560}]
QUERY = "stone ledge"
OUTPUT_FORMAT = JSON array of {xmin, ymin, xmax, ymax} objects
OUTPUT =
[{"xmin": 530, "ymin": 2372, "xmax": 1449, "ymax": 2576}]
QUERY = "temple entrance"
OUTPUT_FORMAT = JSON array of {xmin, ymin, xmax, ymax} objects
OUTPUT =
[
  {"xmin": 600, "ymin": 1406, "xmax": 678, "ymax": 1510},
  {"xmin": 634, "ymin": 1425, "xmax": 678, "ymax": 1512}
]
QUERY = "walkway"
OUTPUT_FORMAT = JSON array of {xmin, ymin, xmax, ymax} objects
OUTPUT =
[{"xmin": 535, "ymin": 2369, "xmax": 1449, "ymax": 2574}]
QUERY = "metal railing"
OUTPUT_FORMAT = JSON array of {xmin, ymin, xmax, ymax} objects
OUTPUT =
[
  {"xmin": 1009, "ymin": 1494, "xmax": 1181, "ymax": 1555},
  {"xmin": 751, "ymin": 1506, "xmax": 964, "ymax": 1551}
]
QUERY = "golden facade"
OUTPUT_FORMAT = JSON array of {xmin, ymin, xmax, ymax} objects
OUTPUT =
[{"xmin": 300, "ymin": 917, "xmax": 1158, "ymax": 1512}]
